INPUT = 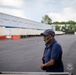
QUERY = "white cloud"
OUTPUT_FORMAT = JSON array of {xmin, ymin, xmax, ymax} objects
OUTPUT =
[
  {"xmin": 1, "ymin": 0, "xmax": 76, "ymax": 22},
  {"xmin": 48, "ymin": 7, "xmax": 76, "ymax": 22},
  {"xmin": 0, "ymin": 0, "xmax": 25, "ymax": 19},
  {"xmin": 0, "ymin": 0, "xmax": 23, "ymax": 8},
  {"xmin": 61, "ymin": 0, "xmax": 76, "ymax": 12},
  {"xmin": 0, "ymin": 7, "xmax": 25, "ymax": 18}
]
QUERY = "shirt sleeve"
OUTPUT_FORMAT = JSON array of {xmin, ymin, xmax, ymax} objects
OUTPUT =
[{"xmin": 50, "ymin": 43, "xmax": 62, "ymax": 60}]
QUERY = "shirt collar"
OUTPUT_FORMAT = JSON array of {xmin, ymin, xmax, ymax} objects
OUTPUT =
[{"xmin": 45, "ymin": 39, "xmax": 56, "ymax": 48}]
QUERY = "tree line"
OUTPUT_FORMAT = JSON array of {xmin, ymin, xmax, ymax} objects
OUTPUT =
[{"xmin": 41, "ymin": 15, "xmax": 76, "ymax": 34}]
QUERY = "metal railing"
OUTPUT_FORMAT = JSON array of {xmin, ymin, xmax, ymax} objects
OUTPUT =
[{"xmin": 0, "ymin": 72, "xmax": 73, "ymax": 75}]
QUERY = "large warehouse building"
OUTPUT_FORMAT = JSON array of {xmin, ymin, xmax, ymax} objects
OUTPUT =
[{"xmin": 0, "ymin": 12, "xmax": 56, "ymax": 40}]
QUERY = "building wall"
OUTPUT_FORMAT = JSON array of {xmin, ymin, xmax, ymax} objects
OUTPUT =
[
  {"xmin": 0, "ymin": 12, "xmax": 55, "ymax": 30},
  {"xmin": 0, "ymin": 13, "xmax": 55, "ymax": 37}
]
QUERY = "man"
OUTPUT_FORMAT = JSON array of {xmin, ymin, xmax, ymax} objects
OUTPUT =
[{"xmin": 40, "ymin": 29, "xmax": 64, "ymax": 72}]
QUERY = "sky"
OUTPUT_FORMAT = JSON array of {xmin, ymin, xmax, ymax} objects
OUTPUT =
[{"xmin": 0, "ymin": 0, "xmax": 76, "ymax": 22}]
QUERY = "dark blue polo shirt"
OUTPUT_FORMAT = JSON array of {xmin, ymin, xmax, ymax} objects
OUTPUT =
[{"xmin": 44, "ymin": 39, "xmax": 64, "ymax": 72}]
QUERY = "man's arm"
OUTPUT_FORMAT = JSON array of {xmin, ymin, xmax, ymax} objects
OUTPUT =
[
  {"xmin": 40, "ymin": 59, "xmax": 55, "ymax": 69},
  {"xmin": 44, "ymin": 59, "xmax": 55, "ymax": 67}
]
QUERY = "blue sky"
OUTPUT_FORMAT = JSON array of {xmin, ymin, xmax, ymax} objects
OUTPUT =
[{"xmin": 0, "ymin": 0, "xmax": 76, "ymax": 22}]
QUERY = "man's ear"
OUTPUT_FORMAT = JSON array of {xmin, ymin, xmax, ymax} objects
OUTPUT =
[
  {"xmin": 50, "ymin": 35, "xmax": 54, "ymax": 39},
  {"xmin": 51, "ymin": 37, "xmax": 52, "ymax": 39}
]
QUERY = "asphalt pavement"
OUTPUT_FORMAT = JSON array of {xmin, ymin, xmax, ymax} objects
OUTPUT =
[{"xmin": 0, "ymin": 35, "xmax": 76, "ymax": 74}]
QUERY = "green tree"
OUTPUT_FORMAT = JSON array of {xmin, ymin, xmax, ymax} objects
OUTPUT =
[
  {"xmin": 41, "ymin": 15, "xmax": 52, "ymax": 24},
  {"xmin": 55, "ymin": 25, "xmax": 60, "ymax": 31},
  {"xmin": 74, "ymin": 25, "xmax": 76, "ymax": 31},
  {"xmin": 61, "ymin": 26, "xmax": 66, "ymax": 32},
  {"xmin": 53, "ymin": 21, "xmax": 59, "ymax": 24},
  {"xmin": 66, "ymin": 20, "xmax": 75, "ymax": 24}
]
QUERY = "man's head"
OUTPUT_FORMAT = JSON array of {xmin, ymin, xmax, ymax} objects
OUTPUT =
[
  {"xmin": 41, "ymin": 29, "xmax": 55, "ymax": 36},
  {"xmin": 41, "ymin": 29, "xmax": 55, "ymax": 44}
]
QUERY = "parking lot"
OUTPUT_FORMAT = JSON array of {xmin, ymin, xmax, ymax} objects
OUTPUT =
[{"xmin": 0, "ymin": 35, "xmax": 76, "ymax": 74}]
